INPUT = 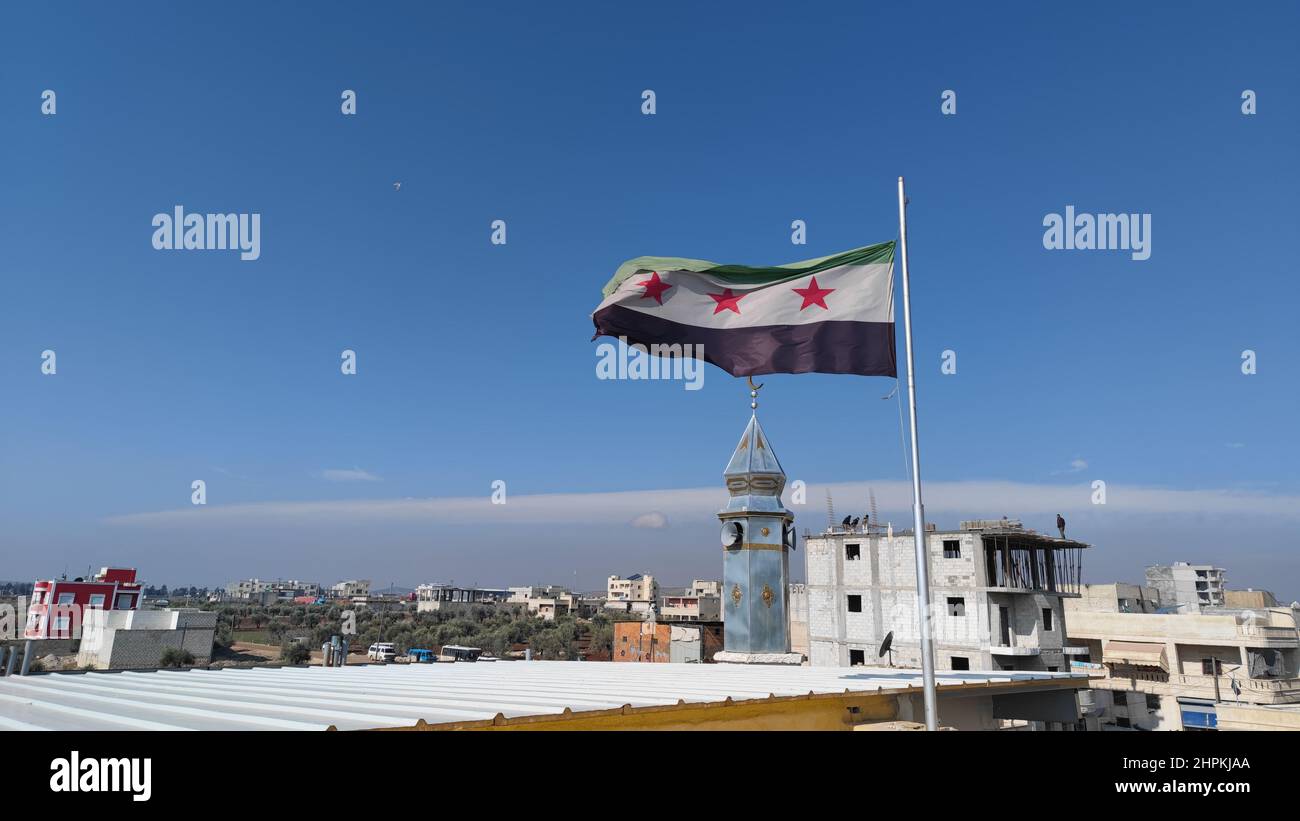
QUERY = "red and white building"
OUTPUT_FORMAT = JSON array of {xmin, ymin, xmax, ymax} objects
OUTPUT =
[{"xmin": 24, "ymin": 567, "xmax": 143, "ymax": 640}]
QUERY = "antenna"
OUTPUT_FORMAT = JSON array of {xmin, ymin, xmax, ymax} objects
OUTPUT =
[{"xmin": 869, "ymin": 488, "xmax": 881, "ymax": 533}]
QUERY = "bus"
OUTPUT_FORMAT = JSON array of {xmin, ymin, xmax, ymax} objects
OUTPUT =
[{"xmin": 437, "ymin": 645, "xmax": 483, "ymax": 663}]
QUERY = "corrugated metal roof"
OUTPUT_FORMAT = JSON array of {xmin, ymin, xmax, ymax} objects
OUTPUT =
[{"xmin": 0, "ymin": 662, "xmax": 1084, "ymax": 731}]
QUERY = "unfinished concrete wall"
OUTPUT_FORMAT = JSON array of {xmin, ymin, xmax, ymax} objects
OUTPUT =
[
  {"xmin": 787, "ymin": 583, "xmax": 809, "ymax": 658},
  {"xmin": 77, "ymin": 609, "xmax": 216, "ymax": 670}
]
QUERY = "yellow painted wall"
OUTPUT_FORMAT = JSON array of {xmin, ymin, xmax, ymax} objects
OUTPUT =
[{"xmin": 378, "ymin": 692, "xmax": 901, "ymax": 732}]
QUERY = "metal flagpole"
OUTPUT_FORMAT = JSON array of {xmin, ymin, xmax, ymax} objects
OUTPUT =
[{"xmin": 897, "ymin": 176, "xmax": 938, "ymax": 731}]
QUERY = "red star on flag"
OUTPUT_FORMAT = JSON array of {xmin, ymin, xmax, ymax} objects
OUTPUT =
[
  {"xmin": 637, "ymin": 272, "xmax": 672, "ymax": 305},
  {"xmin": 792, "ymin": 276, "xmax": 835, "ymax": 310},
  {"xmin": 708, "ymin": 288, "xmax": 746, "ymax": 315}
]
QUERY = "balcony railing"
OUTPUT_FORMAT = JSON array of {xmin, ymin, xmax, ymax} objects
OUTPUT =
[
  {"xmin": 1237, "ymin": 625, "xmax": 1300, "ymax": 644},
  {"xmin": 1096, "ymin": 672, "xmax": 1300, "ymax": 704}
]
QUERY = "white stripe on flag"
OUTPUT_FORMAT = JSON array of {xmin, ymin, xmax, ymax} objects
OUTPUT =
[{"xmin": 597, "ymin": 262, "xmax": 894, "ymax": 328}]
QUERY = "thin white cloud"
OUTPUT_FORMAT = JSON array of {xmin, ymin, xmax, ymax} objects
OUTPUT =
[
  {"xmin": 319, "ymin": 468, "xmax": 381, "ymax": 482},
  {"xmin": 630, "ymin": 512, "xmax": 668, "ymax": 529},
  {"xmin": 104, "ymin": 479, "xmax": 1300, "ymax": 529},
  {"xmin": 1051, "ymin": 458, "xmax": 1088, "ymax": 475}
]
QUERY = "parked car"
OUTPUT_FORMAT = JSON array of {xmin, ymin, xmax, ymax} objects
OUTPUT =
[
  {"xmin": 367, "ymin": 642, "xmax": 397, "ymax": 662},
  {"xmin": 407, "ymin": 648, "xmax": 436, "ymax": 663}
]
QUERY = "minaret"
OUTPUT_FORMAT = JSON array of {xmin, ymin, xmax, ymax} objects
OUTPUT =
[{"xmin": 714, "ymin": 381, "xmax": 803, "ymax": 664}]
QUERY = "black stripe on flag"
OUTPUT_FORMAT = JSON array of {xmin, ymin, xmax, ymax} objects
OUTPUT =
[{"xmin": 593, "ymin": 304, "xmax": 897, "ymax": 378}]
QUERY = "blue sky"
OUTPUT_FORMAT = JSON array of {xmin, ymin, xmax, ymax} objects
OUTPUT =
[{"xmin": 2, "ymin": 2, "xmax": 1297, "ymax": 595}]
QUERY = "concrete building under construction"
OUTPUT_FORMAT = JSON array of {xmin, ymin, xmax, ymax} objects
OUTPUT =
[
  {"xmin": 805, "ymin": 518, "xmax": 1089, "ymax": 673},
  {"xmin": 1145, "ymin": 562, "xmax": 1226, "ymax": 611}
]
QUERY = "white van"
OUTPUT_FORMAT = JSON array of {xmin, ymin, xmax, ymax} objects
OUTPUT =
[{"xmin": 367, "ymin": 642, "xmax": 397, "ymax": 662}]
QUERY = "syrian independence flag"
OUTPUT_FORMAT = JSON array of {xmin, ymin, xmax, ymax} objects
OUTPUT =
[{"xmin": 591, "ymin": 241, "xmax": 896, "ymax": 377}]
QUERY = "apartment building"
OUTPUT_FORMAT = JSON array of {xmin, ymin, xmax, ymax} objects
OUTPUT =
[
  {"xmin": 689, "ymin": 580, "xmax": 722, "ymax": 598},
  {"xmin": 329, "ymin": 580, "xmax": 371, "ymax": 600},
  {"xmin": 606, "ymin": 573, "xmax": 658, "ymax": 617},
  {"xmin": 506, "ymin": 585, "xmax": 576, "ymax": 621},
  {"xmin": 608, "ymin": 573, "xmax": 657, "ymax": 602},
  {"xmin": 660, "ymin": 580, "xmax": 722, "ymax": 622},
  {"xmin": 805, "ymin": 518, "xmax": 1089, "ymax": 673},
  {"xmin": 1065, "ymin": 600, "xmax": 1300, "ymax": 730},
  {"xmin": 25, "ymin": 568, "xmax": 143, "ymax": 640}
]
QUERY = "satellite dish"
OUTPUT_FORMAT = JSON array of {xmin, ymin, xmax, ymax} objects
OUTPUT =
[
  {"xmin": 878, "ymin": 631, "xmax": 894, "ymax": 666},
  {"xmin": 721, "ymin": 520, "xmax": 743, "ymax": 549}
]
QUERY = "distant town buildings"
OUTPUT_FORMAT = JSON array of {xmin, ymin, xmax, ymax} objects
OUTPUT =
[
  {"xmin": 224, "ymin": 578, "xmax": 321, "ymax": 604},
  {"xmin": 805, "ymin": 518, "xmax": 1089, "ymax": 673},
  {"xmin": 1145, "ymin": 563, "xmax": 1226, "ymax": 611},
  {"xmin": 209, "ymin": 573, "xmax": 742, "ymax": 628}
]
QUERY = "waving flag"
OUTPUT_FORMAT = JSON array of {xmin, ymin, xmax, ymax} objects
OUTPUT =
[{"xmin": 591, "ymin": 241, "xmax": 896, "ymax": 377}]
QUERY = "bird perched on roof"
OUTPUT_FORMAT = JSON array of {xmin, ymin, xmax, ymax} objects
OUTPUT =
[{"xmin": 1056, "ymin": 514, "xmax": 1066, "ymax": 538}]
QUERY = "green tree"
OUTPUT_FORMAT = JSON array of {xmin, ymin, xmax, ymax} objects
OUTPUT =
[
  {"xmin": 159, "ymin": 647, "xmax": 195, "ymax": 667},
  {"xmin": 281, "ymin": 643, "xmax": 311, "ymax": 665},
  {"xmin": 588, "ymin": 622, "xmax": 613, "ymax": 656},
  {"xmin": 530, "ymin": 629, "xmax": 564, "ymax": 659}
]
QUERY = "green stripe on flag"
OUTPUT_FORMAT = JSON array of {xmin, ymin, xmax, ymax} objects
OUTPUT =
[{"xmin": 600, "ymin": 241, "xmax": 895, "ymax": 297}]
